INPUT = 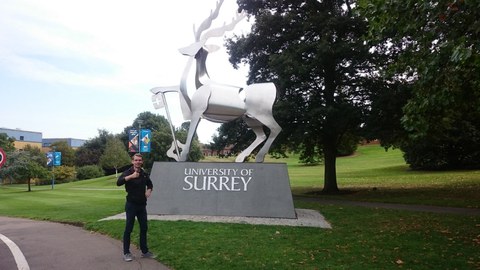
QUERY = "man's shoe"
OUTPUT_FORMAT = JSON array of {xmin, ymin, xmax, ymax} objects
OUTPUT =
[
  {"xmin": 123, "ymin": 253, "xmax": 133, "ymax": 262},
  {"xmin": 141, "ymin": 251, "xmax": 157, "ymax": 259}
]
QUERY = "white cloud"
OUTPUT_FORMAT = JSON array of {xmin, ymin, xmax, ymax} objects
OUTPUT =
[{"xmin": 0, "ymin": 0, "xmax": 252, "ymax": 143}]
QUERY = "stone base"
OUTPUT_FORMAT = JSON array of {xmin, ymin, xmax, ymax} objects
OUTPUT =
[
  {"xmin": 100, "ymin": 209, "xmax": 332, "ymax": 228},
  {"xmin": 146, "ymin": 162, "xmax": 296, "ymax": 219}
]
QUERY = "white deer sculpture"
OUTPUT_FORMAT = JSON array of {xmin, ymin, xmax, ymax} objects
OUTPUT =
[{"xmin": 151, "ymin": 0, "xmax": 281, "ymax": 162}]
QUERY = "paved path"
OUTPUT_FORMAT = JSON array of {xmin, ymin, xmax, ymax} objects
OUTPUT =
[
  {"xmin": 0, "ymin": 217, "xmax": 170, "ymax": 270},
  {"xmin": 294, "ymin": 196, "xmax": 480, "ymax": 216}
]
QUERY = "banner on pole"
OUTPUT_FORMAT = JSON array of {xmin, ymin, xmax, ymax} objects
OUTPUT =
[
  {"xmin": 128, "ymin": 129, "xmax": 139, "ymax": 153},
  {"xmin": 46, "ymin": 152, "xmax": 54, "ymax": 166},
  {"xmin": 46, "ymin": 152, "xmax": 62, "ymax": 166},
  {"xmin": 140, "ymin": 129, "xmax": 151, "ymax": 153},
  {"xmin": 53, "ymin": 152, "xmax": 62, "ymax": 166}
]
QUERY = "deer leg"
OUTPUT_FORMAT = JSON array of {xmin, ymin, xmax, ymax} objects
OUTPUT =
[
  {"xmin": 179, "ymin": 113, "xmax": 202, "ymax": 161},
  {"xmin": 252, "ymin": 114, "xmax": 282, "ymax": 162},
  {"xmin": 235, "ymin": 116, "xmax": 267, "ymax": 162}
]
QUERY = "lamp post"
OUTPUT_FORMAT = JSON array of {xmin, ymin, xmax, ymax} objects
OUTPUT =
[
  {"xmin": 138, "ymin": 120, "xmax": 144, "ymax": 154},
  {"xmin": 138, "ymin": 120, "xmax": 143, "ymax": 132},
  {"xmin": 51, "ymin": 146, "xmax": 56, "ymax": 190}
]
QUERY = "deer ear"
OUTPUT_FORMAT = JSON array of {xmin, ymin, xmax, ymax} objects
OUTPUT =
[
  {"xmin": 178, "ymin": 42, "xmax": 203, "ymax": 56},
  {"xmin": 204, "ymin": 44, "xmax": 220, "ymax": 53}
]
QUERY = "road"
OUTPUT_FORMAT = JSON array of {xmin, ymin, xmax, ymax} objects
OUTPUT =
[{"xmin": 0, "ymin": 216, "xmax": 170, "ymax": 270}]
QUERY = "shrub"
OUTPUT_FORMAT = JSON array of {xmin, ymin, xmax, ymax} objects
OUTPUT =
[
  {"xmin": 76, "ymin": 165, "xmax": 104, "ymax": 180},
  {"xmin": 402, "ymin": 137, "xmax": 480, "ymax": 170},
  {"xmin": 337, "ymin": 133, "xmax": 360, "ymax": 157},
  {"xmin": 52, "ymin": 165, "xmax": 76, "ymax": 183}
]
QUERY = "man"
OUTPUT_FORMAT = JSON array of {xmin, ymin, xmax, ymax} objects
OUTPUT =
[{"xmin": 116, "ymin": 153, "xmax": 155, "ymax": 262}]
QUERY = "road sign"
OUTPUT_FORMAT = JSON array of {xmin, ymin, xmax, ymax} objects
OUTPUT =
[{"xmin": 0, "ymin": 148, "xmax": 6, "ymax": 168}]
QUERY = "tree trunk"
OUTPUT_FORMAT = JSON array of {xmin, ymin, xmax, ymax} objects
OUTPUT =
[
  {"xmin": 28, "ymin": 178, "xmax": 31, "ymax": 192},
  {"xmin": 323, "ymin": 141, "xmax": 339, "ymax": 193},
  {"xmin": 322, "ymin": 63, "xmax": 340, "ymax": 194}
]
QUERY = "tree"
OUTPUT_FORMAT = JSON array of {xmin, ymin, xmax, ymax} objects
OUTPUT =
[
  {"xmin": 0, "ymin": 133, "xmax": 15, "ymax": 152},
  {"xmin": 120, "ymin": 112, "xmax": 172, "ymax": 169},
  {"xmin": 119, "ymin": 112, "xmax": 203, "ymax": 170},
  {"xmin": 120, "ymin": 112, "xmax": 172, "ymax": 144},
  {"xmin": 100, "ymin": 137, "xmax": 131, "ymax": 177},
  {"xmin": 0, "ymin": 145, "xmax": 49, "ymax": 191},
  {"xmin": 226, "ymin": 0, "xmax": 378, "ymax": 192},
  {"xmin": 75, "ymin": 129, "xmax": 113, "ymax": 167},
  {"xmin": 210, "ymin": 119, "xmax": 251, "ymax": 157},
  {"xmin": 177, "ymin": 122, "xmax": 203, "ymax": 162},
  {"xmin": 359, "ymin": 0, "xmax": 480, "ymax": 169},
  {"xmin": 147, "ymin": 129, "xmax": 174, "ymax": 168}
]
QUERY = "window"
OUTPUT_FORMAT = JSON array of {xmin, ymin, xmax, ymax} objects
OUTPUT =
[{"xmin": 20, "ymin": 136, "xmax": 24, "ymax": 141}]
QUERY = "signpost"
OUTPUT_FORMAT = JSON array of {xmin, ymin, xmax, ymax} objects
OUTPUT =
[{"xmin": 46, "ymin": 151, "xmax": 61, "ymax": 189}]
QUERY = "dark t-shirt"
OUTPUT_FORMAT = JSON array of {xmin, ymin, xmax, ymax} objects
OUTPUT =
[{"xmin": 117, "ymin": 167, "xmax": 153, "ymax": 205}]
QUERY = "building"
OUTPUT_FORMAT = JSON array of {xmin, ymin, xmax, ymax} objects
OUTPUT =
[
  {"xmin": 201, "ymin": 144, "xmax": 234, "ymax": 157},
  {"xmin": 42, "ymin": 138, "xmax": 86, "ymax": 149},
  {"xmin": 0, "ymin": 128, "xmax": 86, "ymax": 151},
  {"xmin": 0, "ymin": 127, "xmax": 42, "ymax": 150}
]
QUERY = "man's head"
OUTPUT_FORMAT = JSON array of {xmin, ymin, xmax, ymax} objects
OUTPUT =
[{"xmin": 132, "ymin": 153, "xmax": 143, "ymax": 170}]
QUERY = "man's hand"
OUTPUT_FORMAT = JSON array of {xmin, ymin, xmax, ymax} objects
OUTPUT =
[
  {"xmin": 145, "ymin": 189, "xmax": 152, "ymax": 198},
  {"xmin": 126, "ymin": 171, "xmax": 140, "ymax": 181}
]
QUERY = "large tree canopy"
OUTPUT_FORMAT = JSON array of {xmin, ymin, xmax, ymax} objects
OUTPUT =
[
  {"xmin": 120, "ymin": 112, "xmax": 203, "ymax": 170},
  {"xmin": 359, "ymin": 0, "xmax": 480, "ymax": 169},
  {"xmin": 75, "ymin": 129, "xmax": 113, "ymax": 167},
  {"xmin": 74, "ymin": 112, "xmax": 203, "ymax": 173},
  {"xmin": 226, "ymin": 0, "xmax": 378, "ymax": 192}
]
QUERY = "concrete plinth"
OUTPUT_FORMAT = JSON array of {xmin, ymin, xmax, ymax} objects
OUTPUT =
[{"xmin": 147, "ymin": 162, "xmax": 296, "ymax": 219}]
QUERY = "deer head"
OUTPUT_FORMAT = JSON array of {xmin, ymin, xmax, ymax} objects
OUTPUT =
[{"xmin": 179, "ymin": 0, "xmax": 246, "ymax": 57}]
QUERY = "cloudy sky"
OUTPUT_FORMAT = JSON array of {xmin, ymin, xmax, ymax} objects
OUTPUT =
[{"xmin": 0, "ymin": 0, "xmax": 251, "ymax": 143}]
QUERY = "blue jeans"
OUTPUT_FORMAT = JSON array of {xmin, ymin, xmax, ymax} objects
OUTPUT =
[{"xmin": 123, "ymin": 201, "xmax": 149, "ymax": 254}]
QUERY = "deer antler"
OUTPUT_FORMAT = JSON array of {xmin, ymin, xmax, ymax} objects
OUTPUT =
[
  {"xmin": 199, "ymin": 11, "xmax": 247, "ymax": 43},
  {"xmin": 194, "ymin": 0, "xmax": 224, "ymax": 42},
  {"xmin": 180, "ymin": 2, "xmax": 246, "ymax": 56}
]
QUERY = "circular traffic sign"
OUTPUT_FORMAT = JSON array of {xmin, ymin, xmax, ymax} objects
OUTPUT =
[{"xmin": 0, "ymin": 148, "xmax": 6, "ymax": 168}]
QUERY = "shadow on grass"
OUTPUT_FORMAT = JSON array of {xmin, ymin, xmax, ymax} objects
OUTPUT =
[
  {"xmin": 293, "ymin": 186, "xmax": 480, "ymax": 208},
  {"xmin": 0, "ymin": 186, "xmax": 56, "ymax": 193}
]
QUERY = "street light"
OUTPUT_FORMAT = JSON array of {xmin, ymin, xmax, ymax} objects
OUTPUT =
[{"xmin": 51, "ymin": 146, "xmax": 56, "ymax": 190}]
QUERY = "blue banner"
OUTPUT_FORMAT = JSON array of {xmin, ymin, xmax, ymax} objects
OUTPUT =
[
  {"xmin": 140, "ymin": 129, "xmax": 151, "ymax": 153},
  {"xmin": 54, "ymin": 152, "xmax": 62, "ymax": 166}
]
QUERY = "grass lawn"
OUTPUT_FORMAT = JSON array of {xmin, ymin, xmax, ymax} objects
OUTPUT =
[
  {"xmin": 1, "ymin": 145, "xmax": 479, "ymax": 269},
  {"xmin": 290, "ymin": 145, "xmax": 480, "ymax": 208}
]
